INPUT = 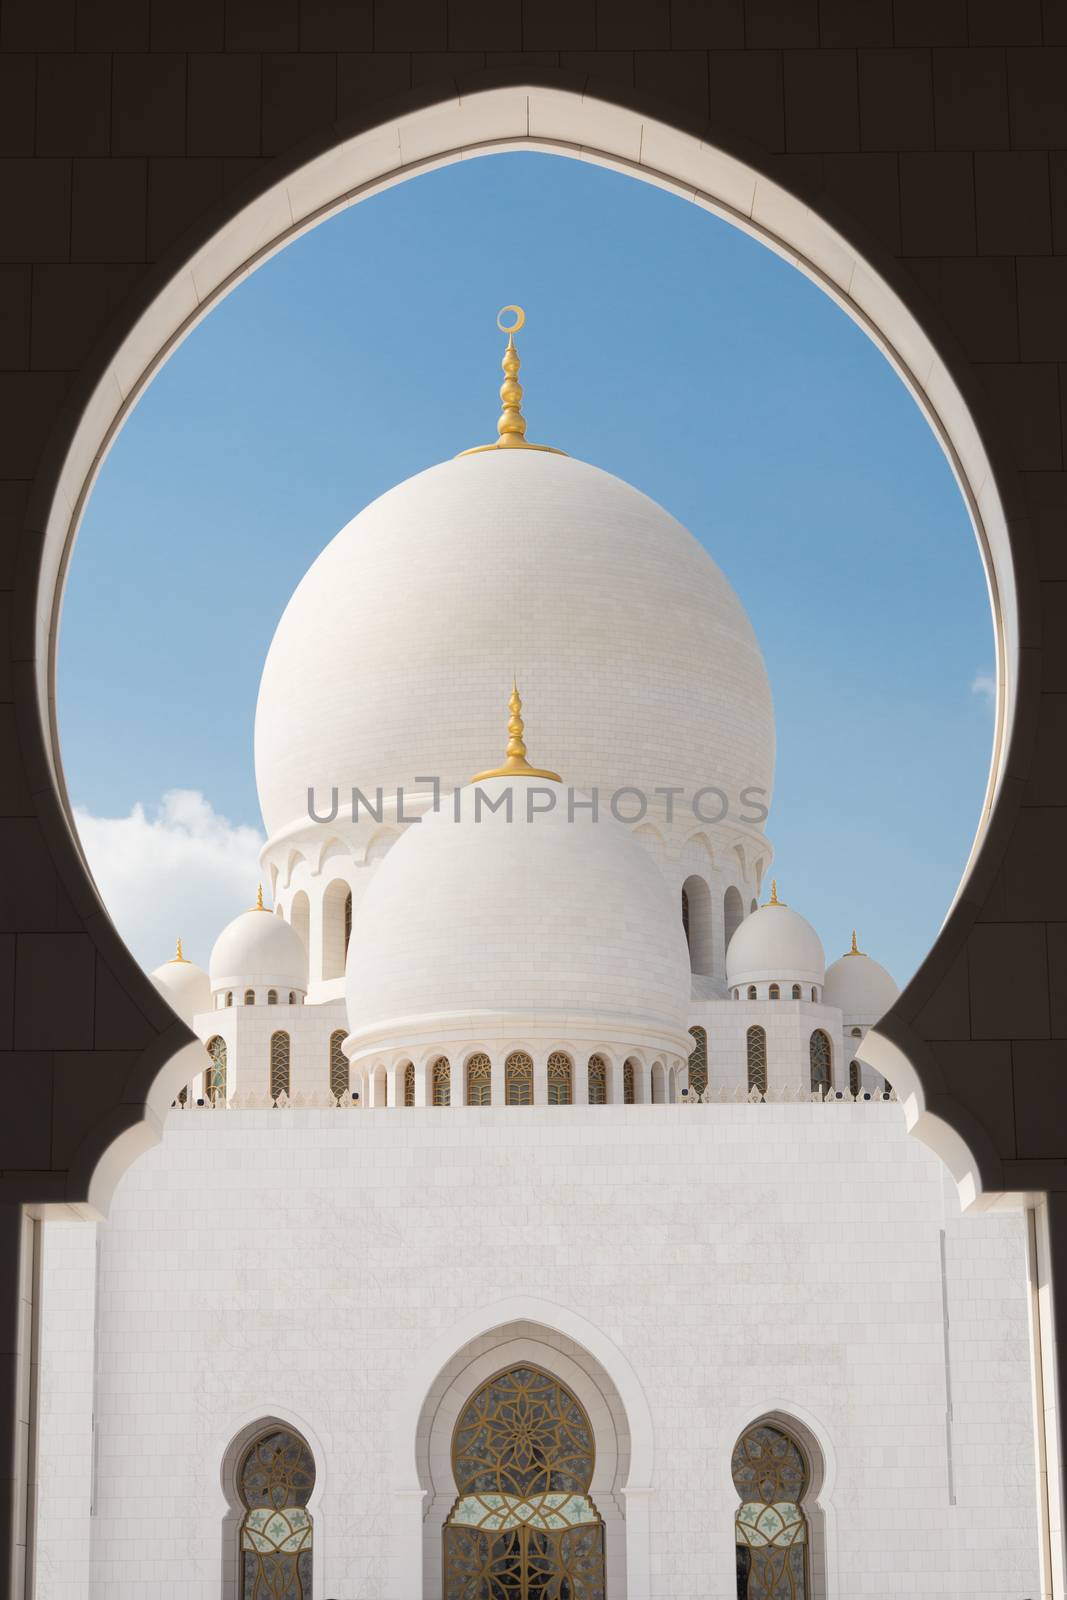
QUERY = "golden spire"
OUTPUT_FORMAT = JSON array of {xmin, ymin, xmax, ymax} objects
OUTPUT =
[
  {"xmin": 847, "ymin": 928, "xmax": 864, "ymax": 956},
  {"xmin": 251, "ymin": 884, "xmax": 267, "ymax": 912},
  {"xmin": 471, "ymin": 681, "xmax": 562, "ymax": 783},
  {"xmin": 459, "ymin": 306, "xmax": 566, "ymax": 457},
  {"xmin": 766, "ymin": 878, "xmax": 781, "ymax": 906},
  {"xmin": 171, "ymin": 935, "xmax": 188, "ymax": 964}
]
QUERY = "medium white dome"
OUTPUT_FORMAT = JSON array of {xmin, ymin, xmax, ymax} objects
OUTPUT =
[
  {"xmin": 823, "ymin": 944, "xmax": 898, "ymax": 1025},
  {"xmin": 209, "ymin": 902, "xmax": 308, "ymax": 994},
  {"xmin": 255, "ymin": 449, "xmax": 774, "ymax": 847},
  {"xmin": 343, "ymin": 777, "xmax": 691, "ymax": 1060},
  {"xmin": 726, "ymin": 897, "xmax": 825, "ymax": 989},
  {"xmin": 150, "ymin": 950, "xmax": 210, "ymax": 1025}
]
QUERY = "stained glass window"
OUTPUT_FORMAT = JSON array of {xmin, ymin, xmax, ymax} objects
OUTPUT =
[
  {"xmin": 404, "ymin": 1061, "xmax": 415, "ymax": 1106},
  {"xmin": 849, "ymin": 1060, "xmax": 860, "ymax": 1097},
  {"xmin": 270, "ymin": 1031, "xmax": 290, "ymax": 1101},
  {"xmin": 746, "ymin": 1027, "xmax": 767, "ymax": 1095},
  {"xmin": 809, "ymin": 1030, "xmax": 832, "ymax": 1095},
  {"xmin": 433, "ymin": 1057, "xmax": 451, "ymax": 1106},
  {"xmin": 688, "ymin": 1026, "xmax": 708, "ymax": 1095},
  {"xmin": 587, "ymin": 1055, "xmax": 607, "ymax": 1105},
  {"xmin": 467, "ymin": 1053, "xmax": 492, "ymax": 1106},
  {"xmin": 732, "ymin": 1422, "xmax": 809, "ymax": 1600},
  {"xmin": 238, "ymin": 1426, "xmax": 315, "ymax": 1600},
  {"xmin": 205, "ymin": 1037, "xmax": 227, "ymax": 1103},
  {"xmin": 623, "ymin": 1060, "xmax": 635, "ymax": 1104},
  {"xmin": 506, "ymin": 1051, "xmax": 533, "ymax": 1106},
  {"xmin": 444, "ymin": 1366, "xmax": 605, "ymax": 1600},
  {"xmin": 548, "ymin": 1052, "xmax": 572, "ymax": 1105},
  {"xmin": 329, "ymin": 1030, "xmax": 348, "ymax": 1102}
]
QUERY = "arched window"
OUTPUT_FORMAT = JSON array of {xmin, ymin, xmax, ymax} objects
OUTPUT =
[
  {"xmin": 623, "ymin": 1060, "xmax": 635, "ymax": 1104},
  {"xmin": 747, "ymin": 984, "xmax": 757, "ymax": 1000},
  {"xmin": 321, "ymin": 878, "xmax": 350, "ymax": 980},
  {"xmin": 505, "ymin": 1050, "xmax": 533, "ymax": 1106},
  {"xmin": 444, "ymin": 1365, "xmax": 604, "ymax": 1600},
  {"xmin": 269, "ymin": 1031, "xmax": 290, "ymax": 1101},
  {"xmin": 768, "ymin": 983, "xmax": 780, "ymax": 1000},
  {"xmin": 688, "ymin": 1026, "xmax": 708, "ymax": 1095},
  {"xmin": 791, "ymin": 983, "xmax": 801, "ymax": 999},
  {"xmin": 547, "ymin": 1052, "xmax": 572, "ymax": 1105},
  {"xmin": 432, "ymin": 1057, "xmax": 451, "ymax": 1106},
  {"xmin": 329, "ymin": 1030, "xmax": 348, "ymax": 1101},
  {"xmin": 237, "ymin": 1426, "xmax": 314, "ymax": 1598},
  {"xmin": 682, "ymin": 875, "xmax": 714, "ymax": 975},
  {"xmin": 404, "ymin": 1061, "xmax": 415, "ymax": 1107},
  {"xmin": 851, "ymin": 1026, "xmax": 862, "ymax": 1038},
  {"xmin": 243, "ymin": 988, "xmax": 255, "ymax": 1006},
  {"xmin": 466, "ymin": 1052, "xmax": 491, "ymax": 1106},
  {"xmin": 733, "ymin": 988, "xmax": 739, "ymax": 1000},
  {"xmin": 225, "ymin": 990, "xmax": 233, "ymax": 1007},
  {"xmin": 267, "ymin": 989, "xmax": 277, "ymax": 1005},
  {"xmin": 587, "ymin": 1055, "xmax": 607, "ymax": 1105},
  {"xmin": 849, "ymin": 1060, "xmax": 861, "ymax": 1097},
  {"xmin": 809, "ymin": 1029, "xmax": 832, "ymax": 1095},
  {"xmin": 811, "ymin": 986, "xmax": 817, "ymax": 1001},
  {"xmin": 288, "ymin": 990, "xmax": 295, "ymax": 1005},
  {"xmin": 205, "ymin": 1037, "xmax": 226, "ymax": 1103},
  {"xmin": 746, "ymin": 1026, "xmax": 767, "ymax": 1095},
  {"xmin": 724, "ymin": 884, "xmax": 744, "ymax": 954},
  {"xmin": 733, "ymin": 1421, "xmax": 809, "ymax": 1599}
]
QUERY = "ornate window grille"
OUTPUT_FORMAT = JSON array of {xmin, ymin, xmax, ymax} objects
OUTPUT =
[
  {"xmin": 733, "ymin": 1422, "xmax": 809, "ymax": 1600},
  {"xmin": 237, "ymin": 1426, "xmax": 315, "ymax": 1600},
  {"xmin": 404, "ymin": 1061, "xmax": 415, "ymax": 1106},
  {"xmin": 329, "ymin": 1030, "xmax": 348, "ymax": 1101},
  {"xmin": 205, "ymin": 1037, "xmax": 227, "ymax": 1103},
  {"xmin": 623, "ymin": 1060, "xmax": 635, "ymax": 1104},
  {"xmin": 444, "ymin": 1365, "xmax": 604, "ymax": 1600},
  {"xmin": 466, "ymin": 1053, "xmax": 492, "ymax": 1106},
  {"xmin": 809, "ymin": 1030, "xmax": 832, "ymax": 1095},
  {"xmin": 746, "ymin": 1027, "xmax": 767, "ymax": 1095},
  {"xmin": 547, "ymin": 1052, "xmax": 572, "ymax": 1105},
  {"xmin": 688, "ymin": 1026, "xmax": 708, "ymax": 1095},
  {"xmin": 270, "ymin": 1031, "xmax": 290, "ymax": 1101},
  {"xmin": 506, "ymin": 1051, "xmax": 534, "ymax": 1105},
  {"xmin": 587, "ymin": 1055, "xmax": 607, "ymax": 1105},
  {"xmin": 433, "ymin": 1057, "xmax": 451, "ymax": 1106}
]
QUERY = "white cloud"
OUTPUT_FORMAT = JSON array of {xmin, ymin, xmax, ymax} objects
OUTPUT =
[
  {"xmin": 72, "ymin": 790, "xmax": 265, "ymax": 973},
  {"xmin": 970, "ymin": 670, "xmax": 996, "ymax": 709}
]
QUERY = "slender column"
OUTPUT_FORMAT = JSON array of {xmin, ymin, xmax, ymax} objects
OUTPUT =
[
  {"xmin": 490, "ymin": 1053, "xmax": 505, "ymax": 1106},
  {"xmin": 573, "ymin": 1054, "xmax": 589, "ymax": 1106},
  {"xmin": 386, "ymin": 1061, "xmax": 404, "ymax": 1109},
  {"xmin": 413, "ymin": 1060, "xmax": 429, "ymax": 1107},
  {"xmin": 533, "ymin": 1052, "xmax": 548, "ymax": 1106},
  {"xmin": 608, "ymin": 1059, "xmax": 625, "ymax": 1105}
]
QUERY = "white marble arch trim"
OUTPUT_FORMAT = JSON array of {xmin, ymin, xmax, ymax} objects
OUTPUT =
[
  {"xmin": 722, "ymin": 1398, "xmax": 840, "ymax": 1600},
  {"xmin": 209, "ymin": 1403, "xmax": 330, "ymax": 1600},
  {"xmin": 389, "ymin": 1296, "xmax": 655, "ymax": 1600}
]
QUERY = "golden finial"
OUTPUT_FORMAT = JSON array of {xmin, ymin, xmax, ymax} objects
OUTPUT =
[
  {"xmin": 251, "ymin": 884, "xmax": 267, "ymax": 912},
  {"xmin": 459, "ymin": 306, "xmax": 566, "ymax": 457},
  {"xmin": 171, "ymin": 935, "xmax": 188, "ymax": 964},
  {"xmin": 471, "ymin": 681, "xmax": 562, "ymax": 783},
  {"xmin": 847, "ymin": 929, "xmax": 864, "ymax": 956},
  {"xmin": 765, "ymin": 878, "xmax": 781, "ymax": 906}
]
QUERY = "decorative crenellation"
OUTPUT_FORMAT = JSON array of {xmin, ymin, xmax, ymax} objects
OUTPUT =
[{"xmin": 681, "ymin": 1083, "xmax": 898, "ymax": 1105}]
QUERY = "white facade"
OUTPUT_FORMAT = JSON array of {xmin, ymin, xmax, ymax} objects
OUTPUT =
[{"xmin": 35, "ymin": 374, "xmax": 1045, "ymax": 1598}]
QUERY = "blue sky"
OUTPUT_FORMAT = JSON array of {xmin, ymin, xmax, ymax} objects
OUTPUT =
[{"xmin": 59, "ymin": 152, "xmax": 994, "ymax": 981}]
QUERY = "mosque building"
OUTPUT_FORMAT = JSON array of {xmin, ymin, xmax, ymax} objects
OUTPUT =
[{"xmin": 35, "ymin": 311, "xmax": 1039, "ymax": 1600}]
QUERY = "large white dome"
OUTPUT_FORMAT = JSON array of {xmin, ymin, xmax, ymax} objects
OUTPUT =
[
  {"xmin": 255, "ymin": 449, "xmax": 774, "ymax": 846},
  {"xmin": 343, "ymin": 777, "xmax": 691, "ymax": 1061},
  {"xmin": 209, "ymin": 903, "xmax": 308, "ymax": 995},
  {"xmin": 726, "ymin": 898, "xmax": 826, "ymax": 990},
  {"xmin": 823, "ymin": 944, "xmax": 898, "ymax": 1025},
  {"xmin": 150, "ymin": 949, "xmax": 210, "ymax": 1025}
]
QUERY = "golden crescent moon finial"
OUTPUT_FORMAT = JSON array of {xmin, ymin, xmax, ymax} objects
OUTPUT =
[{"xmin": 497, "ymin": 304, "xmax": 525, "ymax": 335}]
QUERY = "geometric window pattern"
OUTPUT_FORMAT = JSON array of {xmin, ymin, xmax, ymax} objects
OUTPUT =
[
  {"xmin": 269, "ymin": 1031, "xmax": 290, "ymax": 1102},
  {"xmin": 343, "ymin": 889, "xmax": 352, "ymax": 958},
  {"xmin": 445, "ymin": 1365, "xmax": 604, "ymax": 1600},
  {"xmin": 623, "ymin": 1061, "xmax": 635, "ymax": 1104},
  {"xmin": 205, "ymin": 1036, "xmax": 227, "ymax": 1103},
  {"xmin": 547, "ymin": 1052, "xmax": 572, "ymax": 1105},
  {"xmin": 404, "ymin": 1061, "xmax": 415, "ymax": 1106},
  {"xmin": 506, "ymin": 1051, "xmax": 534, "ymax": 1106},
  {"xmin": 732, "ymin": 1422, "xmax": 808, "ymax": 1600},
  {"xmin": 238, "ymin": 1426, "xmax": 315, "ymax": 1600},
  {"xmin": 587, "ymin": 1055, "xmax": 607, "ymax": 1105},
  {"xmin": 746, "ymin": 1026, "xmax": 767, "ymax": 1095},
  {"xmin": 433, "ymin": 1056, "xmax": 451, "ymax": 1106},
  {"xmin": 688, "ymin": 1025, "xmax": 708, "ymax": 1095},
  {"xmin": 467, "ymin": 1053, "xmax": 492, "ymax": 1106},
  {"xmin": 329, "ymin": 1030, "xmax": 348, "ymax": 1102},
  {"xmin": 809, "ymin": 1030, "xmax": 832, "ymax": 1096}
]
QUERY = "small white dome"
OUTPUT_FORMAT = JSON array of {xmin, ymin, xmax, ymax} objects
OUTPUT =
[
  {"xmin": 209, "ymin": 900, "xmax": 308, "ymax": 995},
  {"xmin": 150, "ymin": 948, "xmax": 211, "ymax": 1025},
  {"xmin": 726, "ymin": 895, "xmax": 825, "ymax": 989},
  {"xmin": 344, "ymin": 776, "xmax": 691, "ymax": 1060},
  {"xmin": 823, "ymin": 941, "xmax": 898, "ymax": 1025}
]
